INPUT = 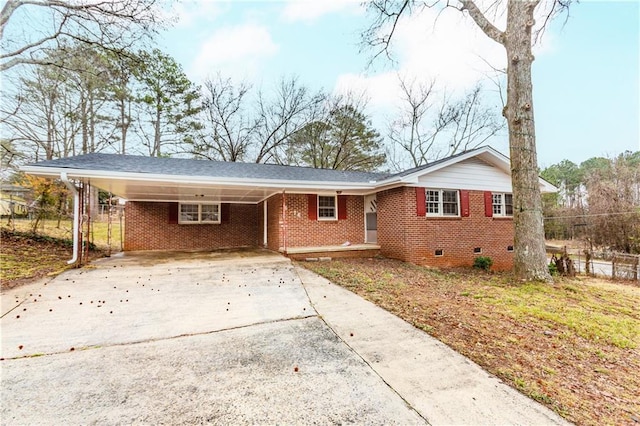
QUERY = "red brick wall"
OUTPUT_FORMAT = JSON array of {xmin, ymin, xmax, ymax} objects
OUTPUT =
[
  {"xmin": 257, "ymin": 201, "xmax": 265, "ymax": 247},
  {"xmin": 377, "ymin": 187, "xmax": 409, "ymax": 261},
  {"xmin": 266, "ymin": 195, "xmax": 282, "ymax": 251},
  {"xmin": 263, "ymin": 193, "xmax": 365, "ymax": 250},
  {"xmin": 124, "ymin": 202, "xmax": 258, "ymax": 251},
  {"xmin": 378, "ymin": 187, "xmax": 514, "ymax": 270}
]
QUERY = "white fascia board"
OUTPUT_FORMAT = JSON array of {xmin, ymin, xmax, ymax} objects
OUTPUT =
[
  {"xmin": 20, "ymin": 166, "xmax": 378, "ymax": 191},
  {"xmin": 539, "ymin": 178, "xmax": 559, "ymax": 193}
]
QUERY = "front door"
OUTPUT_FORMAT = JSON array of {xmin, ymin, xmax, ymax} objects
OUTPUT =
[{"xmin": 365, "ymin": 194, "xmax": 377, "ymax": 243}]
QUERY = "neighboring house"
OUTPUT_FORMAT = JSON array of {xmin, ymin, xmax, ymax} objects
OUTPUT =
[
  {"xmin": 0, "ymin": 184, "xmax": 30, "ymax": 217},
  {"xmin": 22, "ymin": 146, "xmax": 556, "ymax": 270}
]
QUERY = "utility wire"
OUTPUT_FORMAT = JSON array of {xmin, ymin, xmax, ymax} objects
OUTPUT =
[{"xmin": 543, "ymin": 211, "xmax": 639, "ymax": 220}]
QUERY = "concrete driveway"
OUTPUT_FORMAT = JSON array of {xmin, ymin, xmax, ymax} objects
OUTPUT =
[{"xmin": 1, "ymin": 250, "xmax": 567, "ymax": 425}]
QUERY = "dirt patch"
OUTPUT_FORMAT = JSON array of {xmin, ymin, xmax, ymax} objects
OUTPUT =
[
  {"xmin": 0, "ymin": 228, "xmax": 102, "ymax": 290},
  {"xmin": 300, "ymin": 258, "xmax": 640, "ymax": 426}
]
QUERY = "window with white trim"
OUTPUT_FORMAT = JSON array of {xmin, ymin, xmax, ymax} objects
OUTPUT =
[
  {"xmin": 492, "ymin": 193, "xmax": 513, "ymax": 217},
  {"xmin": 179, "ymin": 203, "xmax": 220, "ymax": 224},
  {"xmin": 318, "ymin": 195, "xmax": 337, "ymax": 220},
  {"xmin": 426, "ymin": 190, "xmax": 459, "ymax": 217}
]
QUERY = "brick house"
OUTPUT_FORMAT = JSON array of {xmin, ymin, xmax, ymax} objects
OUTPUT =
[{"xmin": 23, "ymin": 146, "xmax": 556, "ymax": 270}]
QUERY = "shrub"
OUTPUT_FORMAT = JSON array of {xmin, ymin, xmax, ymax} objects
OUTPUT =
[
  {"xmin": 473, "ymin": 256, "xmax": 493, "ymax": 271},
  {"xmin": 548, "ymin": 262, "xmax": 558, "ymax": 276}
]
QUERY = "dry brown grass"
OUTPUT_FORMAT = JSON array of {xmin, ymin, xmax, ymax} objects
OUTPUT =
[{"xmin": 301, "ymin": 257, "xmax": 640, "ymax": 426}]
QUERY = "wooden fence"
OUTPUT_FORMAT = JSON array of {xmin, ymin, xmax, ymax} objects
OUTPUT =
[
  {"xmin": 547, "ymin": 245, "xmax": 639, "ymax": 281},
  {"xmin": 611, "ymin": 253, "xmax": 639, "ymax": 281}
]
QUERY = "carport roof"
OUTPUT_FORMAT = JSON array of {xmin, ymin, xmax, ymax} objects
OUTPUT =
[
  {"xmin": 25, "ymin": 153, "xmax": 390, "ymax": 183},
  {"xmin": 21, "ymin": 153, "xmax": 392, "ymax": 203}
]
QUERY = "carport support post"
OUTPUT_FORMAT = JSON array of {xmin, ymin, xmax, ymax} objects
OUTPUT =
[
  {"xmin": 60, "ymin": 172, "xmax": 80, "ymax": 265},
  {"xmin": 282, "ymin": 190, "xmax": 288, "ymax": 254}
]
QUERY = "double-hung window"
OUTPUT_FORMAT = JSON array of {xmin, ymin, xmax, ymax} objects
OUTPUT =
[
  {"xmin": 426, "ymin": 189, "xmax": 459, "ymax": 217},
  {"xmin": 179, "ymin": 203, "xmax": 221, "ymax": 224},
  {"xmin": 318, "ymin": 195, "xmax": 337, "ymax": 220},
  {"xmin": 492, "ymin": 193, "xmax": 513, "ymax": 217}
]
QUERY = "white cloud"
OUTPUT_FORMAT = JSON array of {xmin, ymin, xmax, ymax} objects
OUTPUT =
[
  {"xmin": 190, "ymin": 22, "xmax": 279, "ymax": 82},
  {"xmin": 281, "ymin": 0, "xmax": 362, "ymax": 23},
  {"xmin": 163, "ymin": 0, "xmax": 223, "ymax": 27},
  {"xmin": 333, "ymin": 2, "xmax": 557, "ymax": 108},
  {"xmin": 341, "ymin": 7, "xmax": 504, "ymax": 101}
]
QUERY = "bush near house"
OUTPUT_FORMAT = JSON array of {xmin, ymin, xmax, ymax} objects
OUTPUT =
[{"xmin": 473, "ymin": 256, "xmax": 493, "ymax": 271}]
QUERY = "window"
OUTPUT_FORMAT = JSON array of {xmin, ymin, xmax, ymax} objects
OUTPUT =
[
  {"xmin": 435, "ymin": 249, "xmax": 444, "ymax": 256},
  {"xmin": 426, "ymin": 189, "xmax": 459, "ymax": 217},
  {"xmin": 492, "ymin": 193, "xmax": 513, "ymax": 217},
  {"xmin": 179, "ymin": 203, "xmax": 220, "ymax": 224},
  {"xmin": 474, "ymin": 247, "xmax": 482, "ymax": 254},
  {"xmin": 318, "ymin": 195, "xmax": 337, "ymax": 220}
]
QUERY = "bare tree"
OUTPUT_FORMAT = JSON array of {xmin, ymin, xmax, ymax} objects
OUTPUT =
[
  {"xmin": 388, "ymin": 76, "xmax": 503, "ymax": 170},
  {"xmin": 253, "ymin": 77, "xmax": 315, "ymax": 164},
  {"xmin": 0, "ymin": 0, "xmax": 166, "ymax": 71},
  {"xmin": 388, "ymin": 77, "xmax": 454, "ymax": 168},
  {"xmin": 366, "ymin": 0, "xmax": 570, "ymax": 281},
  {"xmin": 447, "ymin": 84, "xmax": 504, "ymax": 155},
  {"xmin": 194, "ymin": 74, "xmax": 256, "ymax": 162},
  {"xmin": 194, "ymin": 76, "xmax": 322, "ymax": 164},
  {"xmin": 1, "ymin": 63, "xmax": 73, "ymax": 161},
  {"xmin": 288, "ymin": 92, "xmax": 386, "ymax": 171},
  {"xmin": 387, "ymin": 77, "xmax": 442, "ymax": 169}
]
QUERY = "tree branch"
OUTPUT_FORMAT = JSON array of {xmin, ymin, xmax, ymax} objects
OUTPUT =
[{"xmin": 458, "ymin": 0, "xmax": 505, "ymax": 45}]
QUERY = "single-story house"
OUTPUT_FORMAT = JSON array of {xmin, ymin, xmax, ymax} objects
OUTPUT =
[{"xmin": 21, "ymin": 146, "xmax": 556, "ymax": 270}]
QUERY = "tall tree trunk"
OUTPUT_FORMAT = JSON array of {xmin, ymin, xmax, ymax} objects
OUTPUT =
[
  {"xmin": 119, "ymin": 97, "xmax": 128, "ymax": 155},
  {"xmin": 89, "ymin": 88, "xmax": 95, "ymax": 153},
  {"xmin": 503, "ymin": 0, "xmax": 551, "ymax": 281},
  {"xmin": 81, "ymin": 91, "xmax": 88, "ymax": 154},
  {"xmin": 46, "ymin": 92, "xmax": 55, "ymax": 160},
  {"xmin": 461, "ymin": 0, "xmax": 551, "ymax": 281},
  {"xmin": 154, "ymin": 101, "xmax": 162, "ymax": 157}
]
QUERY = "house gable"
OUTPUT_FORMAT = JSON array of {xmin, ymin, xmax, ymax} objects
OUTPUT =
[
  {"xmin": 417, "ymin": 157, "xmax": 513, "ymax": 192},
  {"xmin": 377, "ymin": 146, "xmax": 556, "ymax": 193}
]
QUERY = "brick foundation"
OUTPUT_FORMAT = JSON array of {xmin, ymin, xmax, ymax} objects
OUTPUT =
[{"xmin": 287, "ymin": 249, "xmax": 381, "ymax": 260}]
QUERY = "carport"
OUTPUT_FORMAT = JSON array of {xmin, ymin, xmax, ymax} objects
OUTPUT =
[{"xmin": 22, "ymin": 154, "xmax": 382, "ymax": 264}]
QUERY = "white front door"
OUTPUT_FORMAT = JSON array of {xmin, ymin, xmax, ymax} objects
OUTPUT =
[{"xmin": 364, "ymin": 194, "xmax": 377, "ymax": 244}]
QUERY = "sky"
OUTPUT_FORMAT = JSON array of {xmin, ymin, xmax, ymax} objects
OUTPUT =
[{"xmin": 155, "ymin": 0, "xmax": 639, "ymax": 169}]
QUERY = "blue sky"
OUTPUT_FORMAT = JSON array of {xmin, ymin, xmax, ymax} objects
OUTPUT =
[{"xmin": 159, "ymin": 0, "xmax": 639, "ymax": 168}]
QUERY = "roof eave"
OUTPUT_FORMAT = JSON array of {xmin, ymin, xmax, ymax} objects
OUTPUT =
[{"xmin": 20, "ymin": 165, "xmax": 379, "ymax": 191}]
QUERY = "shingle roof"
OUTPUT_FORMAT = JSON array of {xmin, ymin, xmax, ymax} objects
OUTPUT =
[{"xmin": 30, "ymin": 153, "xmax": 392, "ymax": 183}]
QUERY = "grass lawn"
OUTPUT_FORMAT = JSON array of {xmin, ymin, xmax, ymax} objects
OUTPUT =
[
  {"xmin": 301, "ymin": 258, "xmax": 640, "ymax": 426},
  {"xmin": 6, "ymin": 218, "xmax": 123, "ymax": 251},
  {"xmin": 1, "ymin": 218, "xmax": 121, "ymax": 289}
]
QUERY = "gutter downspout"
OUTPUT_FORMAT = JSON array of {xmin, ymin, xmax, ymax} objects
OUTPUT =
[{"xmin": 60, "ymin": 172, "xmax": 79, "ymax": 265}]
